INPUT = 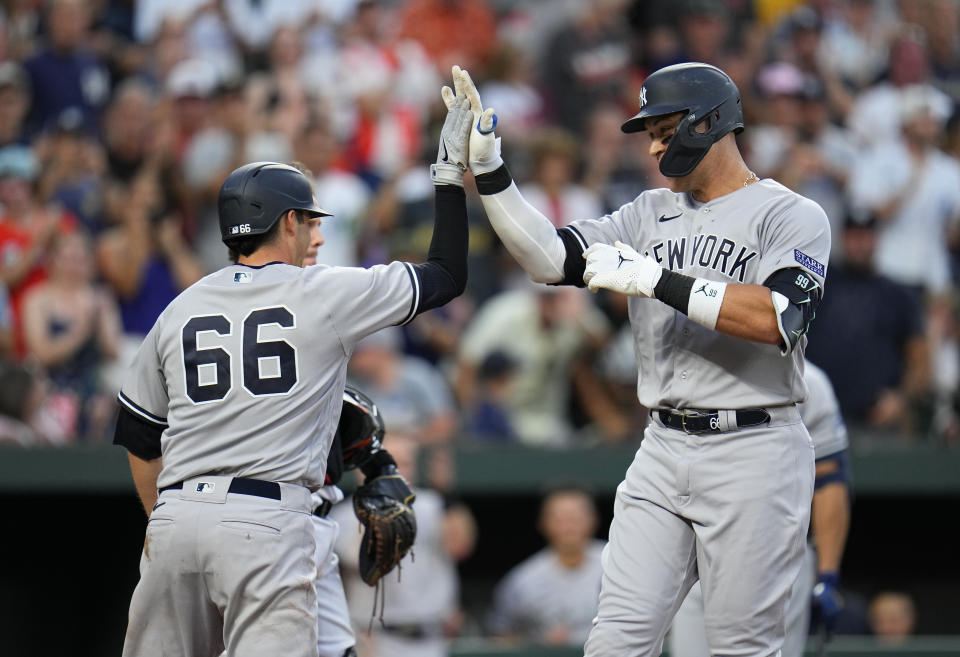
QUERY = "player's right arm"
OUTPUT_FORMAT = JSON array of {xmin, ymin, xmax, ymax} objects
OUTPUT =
[
  {"xmin": 458, "ymin": 68, "xmax": 592, "ymax": 286},
  {"xmin": 112, "ymin": 320, "xmax": 170, "ymax": 514},
  {"xmin": 319, "ymin": 69, "xmax": 474, "ymax": 347}
]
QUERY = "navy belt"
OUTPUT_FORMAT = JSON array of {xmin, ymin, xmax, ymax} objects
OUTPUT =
[
  {"xmin": 160, "ymin": 477, "xmax": 281, "ymax": 500},
  {"xmin": 657, "ymin": 408, "xmax": 770, "ymax": 434}
]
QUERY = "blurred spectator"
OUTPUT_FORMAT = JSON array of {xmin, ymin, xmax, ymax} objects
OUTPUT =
[
  {"xmin": 817, "ymin": 0, "xmax": 893, "ymax": 91},
  {"xmin": 135, "ymin": 0, "xmax": 240, "ymax": 80},
  {"xmin": 0, "ymin": 283, "xmax": 11, "ymax": 357},
  {"xmin": 331, "ymin": 435, "xmax": 476, "ymax": 657},
  {"xmin": 0, "ymin": 359, "xmax": 69, "ymax": 446},
  {"xmin": 456, "ymin": 285, "xmax": 609, "ymax": 446},
  {"xmin": 165, "ymin": 58, "xmax": 220, "ymax": 161},
  {"xmin": 846, "ymin": 27, "xmax": 949, "ymax": 148},
  {"xmin": 806, "ymin": 217, "xmax": 930, "ymax": 437},
  {"xmin": 847, "ymin": 84, "xmax": 960, "ymax": 297},
  {"xmin": 676, "ymin": 0, "xmax": 734, "ymax": 66},
  {"xmin": 222, "ymin": 0, "xmax": 346, "ymax": 54},
  {"xmin": 22, "ymin": 0, "xmax": 110, "ymax": 137},
  {"xmin": 0, "ymin": 61, "xmax": 30, "ymax": 148},
  {"xmin": 464, "ymin": 350, "xmax": 518, "ymax": 441},
  {"xmin": 479, "ymin": 43, "xmax": 545, "ymax": 145},
  {"xmin": 581, "ymin": 103, "xmax": 662, "ymax": 212},
  {"xmin": 540, "ymin": 0, "xmax": 631, "ymax": 133},
  {"xmin": 348, "ymin": 327, "xmax": 458, "ymax": 445},
  {"xmin": 327, "ymin": 1, "xmax": 440, "ymax": 129},
  {"xmin": 487, "ymin": 486, "xmax": 603, "ymax": 646},
  {"xmin": 747, "ymin": 61, "xmax": 806, "ymax": 178},
  {"xmin": 0, "ymin": 145, "xmax": 76, "ymax": 356},
  {"xmin": 182, "ymin": 74, "xmax": 293, "ymax": 270},
  {"xmin": 295, "ymin": 116, "xmax": 372, "ymax": 267},
  {"xmin": 35, "ymin": 107, "xmax": 106, "ymax": 235},
  {"xmin": 919, "ymin": 0, "xmax": 960, "ymax": 99},
  {"xmin": 398, "ymin": 0, "xmax": 497, "ymax": 74},
  {"xmin": 868, "ymin": 591, "xmax": 917, "ymax": 644},
  {"xmin": 96, "ymin": 168, "xmax": 203, "ymax": 339},
  {"xmin": 518, "ymin": 128, "xmax": 602, "ymax": 228},
  {"xmin": 571, "ymin": 290, "xmax": 645, "ymax": 443},
  {"xmin": 21, "ymin": 231, "xmax": 121, "ymax": 441},
  {"xmin": 778, "ymin": 75, "xmax": 858, "ymax": 263}
]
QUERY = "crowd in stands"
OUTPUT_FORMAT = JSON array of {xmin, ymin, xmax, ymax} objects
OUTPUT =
[{"xmin": 3, "ymin": 0, "xmax": 960, "ymax": 450}]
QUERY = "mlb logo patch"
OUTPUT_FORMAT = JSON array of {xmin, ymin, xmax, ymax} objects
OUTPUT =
[
  {"xmin": 234, "ymin": 272, "xmax": 251, "ymax": 284},
  {"xmin": 196, "ymin": 482, "xmax": 215, "ymax": 493},
  {"xmin": 793, "ymin": 249, "xmax": 825, "ymax": 276}
]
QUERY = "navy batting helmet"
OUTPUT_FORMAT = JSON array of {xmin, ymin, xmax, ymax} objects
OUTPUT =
[
  {"xmin": 217, "ymin": 162, "xmax": 331, "ymax": 243},
  {"xmin": 621, "ymin": 62, "xmax": 744, "ymax": 178}
]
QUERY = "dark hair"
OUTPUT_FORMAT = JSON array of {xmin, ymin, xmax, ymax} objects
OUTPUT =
[{"xmin": 225, "ymin": 209, "xmax": 306, "ymax": 263}]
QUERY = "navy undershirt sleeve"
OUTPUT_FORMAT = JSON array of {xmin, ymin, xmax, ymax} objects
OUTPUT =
[{"xmin": 410, "ymin": 185, "xmax": 468, "ymax": 315}]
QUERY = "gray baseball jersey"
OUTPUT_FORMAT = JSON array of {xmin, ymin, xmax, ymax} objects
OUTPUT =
[
  {"xmin": 565, "ymin": 179, "xmax": 831, "ymax": 409},
  {"xmin": 118, "ymin": 261, "xmax": 420, "ymax": 489}
]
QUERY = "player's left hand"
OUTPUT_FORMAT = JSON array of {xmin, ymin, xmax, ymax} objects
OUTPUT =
[
  {"xmin": 430, "ymin": 65, "xmax": 474, "ymax": 187},
  {"xmin": 583, "ymin": 241, "xmax": 662, "ymax": 297},
  {"xmin": 352, "ymin": 465, "xmax": 417, "ymax": 586},
  {"xmin": 811, "ymin": 571, "xmax": 843, "ymax": 634}
]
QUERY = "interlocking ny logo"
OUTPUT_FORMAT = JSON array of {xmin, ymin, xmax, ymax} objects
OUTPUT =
[{"xmin": 639, "ymin": 87, "xmax": 647, "ymax": 108}]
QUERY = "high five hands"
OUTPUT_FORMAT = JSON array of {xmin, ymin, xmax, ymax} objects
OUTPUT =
[{"xmin": 430, "ymin": 66, "xmax": 502, "ymax": 188}]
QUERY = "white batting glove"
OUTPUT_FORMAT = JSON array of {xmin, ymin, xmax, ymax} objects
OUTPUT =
[
  {"xmin": 431, "ymin": 65, "xmax": 474, "ymax": 187},
  {"xmin": 456, "ymin": 67, "xmax": 503, "ymax": 175},
  {"xmin": 583, "ymin": 241, "xmax": 662, "ymax": 297}
]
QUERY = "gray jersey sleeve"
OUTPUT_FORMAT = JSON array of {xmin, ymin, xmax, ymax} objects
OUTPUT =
[
  {"xmin": 566, "ymin": 196, "xmax": 650, "ymax": 251},
  {"xmin": 118, "ymin": 318, "xmax": 170, "ymax": 426},
  {"xmin": 306, "ymin": 262, "xmax": 418, "ymax": 350},
  {"xmin": 798, "ymin": 361, "xmax": 848, "ymax": 459},
  {"xmin": 756, "ymin": 196, "xmax": 831, "ymax": 286}
]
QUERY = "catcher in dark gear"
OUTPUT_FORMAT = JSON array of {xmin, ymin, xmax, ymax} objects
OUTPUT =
[{"xmin": 327, "ymin": 385, "xmax": 417, "ymax": 587}]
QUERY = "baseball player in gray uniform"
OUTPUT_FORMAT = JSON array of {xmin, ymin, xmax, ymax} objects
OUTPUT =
[
  {"xmin": 455, "ymin": 61, "xmax": 830, "ymax": 656},
  {"xmin": 113, "ymin": 68, "xmax": 475, "ymax": 657},
  {"xmin": 670, "ymin": 360, "xmax": 851, "ymax": 657}
]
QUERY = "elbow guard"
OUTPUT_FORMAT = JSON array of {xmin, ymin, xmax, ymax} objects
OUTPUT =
[{"xmin": 765, "ymin": 268, "xmax": 822, "ymax": 354}]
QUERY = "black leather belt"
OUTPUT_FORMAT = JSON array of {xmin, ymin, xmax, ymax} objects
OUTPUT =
[
  {"xmin": 160, "ymin": 477, "xmax": 281, "ymax": 500},
  {"xmin": 380, "ymin": 623, "xmax": 441, "ymax": 639},
  {"xmin": 656, "ymin": 408, "xmax": 770, "ymax": 434}
]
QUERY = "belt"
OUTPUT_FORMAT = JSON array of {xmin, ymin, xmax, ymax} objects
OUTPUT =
[
  {"xmin": 160, "ymin": 477, "xmax": 281, "ymax": 500},
  {"xmin": 656, "ymin": 408, "xmax": 770, "ymax": 434},
  {"xmin": 380, "ymin": 623, "xmax": 440, "ymax": 639}
]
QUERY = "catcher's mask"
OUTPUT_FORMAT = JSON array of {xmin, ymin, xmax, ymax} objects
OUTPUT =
[
  {"xmin": 621, "ymin": 62, "xmax": 744, "ymax": 178},
  {"xmin": 340, "ymin": 385, "xmax": 386, "ymax": 470}
]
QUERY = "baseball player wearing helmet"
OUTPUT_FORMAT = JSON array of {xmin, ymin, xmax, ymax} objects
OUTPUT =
[
  {"xmin": 456, "ymin": 61, "xmax": 830, "ymax": 656},
  {"xmin": 114, "ymin": 67, "xmax": 475, "ymax": 657},
  {"xmin": 313, "ymin": 384, "xmax": 415, "ymax": 657},
  {"xmin": 669, "ymin": 360, "xmax": 851, "ymax": 657}
]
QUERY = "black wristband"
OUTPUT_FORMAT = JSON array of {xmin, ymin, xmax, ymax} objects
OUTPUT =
[
  {"xmin": 360, "ymin": 449, "xmax": 398, "ymax": 480},
  {"xmin": 474, "ymin": 163, "xmax": 512, "ymax": 195},
  {"xmin": 654, "ymin": 268, "xmax": 695, "ymax": 315}
]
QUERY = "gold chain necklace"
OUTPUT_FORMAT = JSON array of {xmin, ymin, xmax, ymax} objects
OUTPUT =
[{"xmin": 743, "ymin": 171, "xmax": 759, "ymax": 187}]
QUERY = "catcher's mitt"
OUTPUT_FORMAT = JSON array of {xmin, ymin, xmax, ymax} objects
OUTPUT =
[{"xmin": 352, "ymin": 466, "xmax": 417, "ymax": 586}]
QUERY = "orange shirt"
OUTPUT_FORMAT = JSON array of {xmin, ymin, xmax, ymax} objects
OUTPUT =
[{"xmin": 399, "ymin": 0, "xmax": 497, "ymax": 71}]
